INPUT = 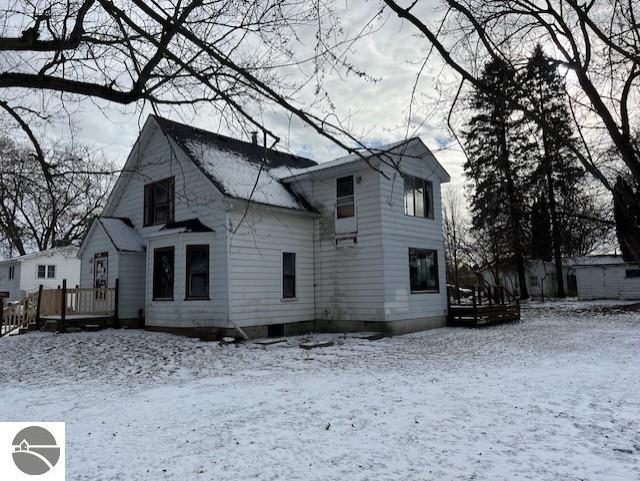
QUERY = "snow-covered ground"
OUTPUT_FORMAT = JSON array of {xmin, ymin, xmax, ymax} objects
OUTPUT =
[{"xmin": 1, "ymin": 300, "xmax": 639, "ymax": 480}]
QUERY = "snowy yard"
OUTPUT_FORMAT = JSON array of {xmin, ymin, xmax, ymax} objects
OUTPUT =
[{"xmin": 1, "ymin": 301, "xmax": 639, "ymax": 481}]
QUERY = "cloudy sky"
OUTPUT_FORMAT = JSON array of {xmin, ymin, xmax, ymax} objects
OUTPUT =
[{"xmin": 35, "ymin": 0, "xmax": 466, "ymax": 193}]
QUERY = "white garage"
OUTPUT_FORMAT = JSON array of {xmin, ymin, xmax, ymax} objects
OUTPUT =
[{"xmin": 574, "ymin": 255, "xmax": 640, "ymax": 301}]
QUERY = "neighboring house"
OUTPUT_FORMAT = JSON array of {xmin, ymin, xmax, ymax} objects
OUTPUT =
[
  {"xmin": 0, "ymin": 247, "xmax": 80, "ymax": 301},
  {"xmin": 78, "ymin": 115, "xmax": 450, "ymax": 336},
  {"xmin": 481, "ymin": 259, "xmax": 577, "ymax": 299},
  {"xmin": 573, "ymin": 255, "xmax": 640, "ymax": 301}
]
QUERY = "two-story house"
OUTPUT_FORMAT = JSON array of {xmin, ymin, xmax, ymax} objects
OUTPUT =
[{"xmin": 77, "ymin": 115, "xmax": 450, "ymax": 337}]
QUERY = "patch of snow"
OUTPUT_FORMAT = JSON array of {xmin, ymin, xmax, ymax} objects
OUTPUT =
[
  {"xmin": 1, "ymin": 301, "xmax": 639, "ymax": 480},
  {"xmin": 98, "ymin": 218, "xmax": 145, "ymax": 253},
  {"xmin": 184, "ymin": 139, "xmax": 304, "ymax": 210}
]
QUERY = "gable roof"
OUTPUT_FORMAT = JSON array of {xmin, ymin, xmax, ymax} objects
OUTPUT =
[
  {"xmin": 153, "ymin": 115, "xmax": 317, "ymax": 210},
  {"xmin": 78, "ymin": 217, "xmax": 145, "ymax": 258},
  {"xmin": 97, "ymin": 217, "xmax": 146, "ymax": 253},
  {"xmin": 274, "ymin": 137, "xmax": 450, "ymax": 182}
]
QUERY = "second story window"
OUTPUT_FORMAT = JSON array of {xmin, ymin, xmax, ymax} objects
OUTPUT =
[
  {"xmin": 404, "ymin": 175, "xmax": 434, "ymax": 219},
  {"xmin": 8, "ymin": 265, "xmax": 15, "ymax": 280},
  {"xmin": 335, "ymin": 175, "xmax": 357, "ymax": 235},
  {"xmin": 144, "ymin": 177, "xmax": 175, "ymax": 226},
  {"xmin": 37, "ymin": 265, "xmax": 55, "ymax": 279},
  {"xmin": 336, "ymin": 176, "xmax": 355, "ymax": 219}
]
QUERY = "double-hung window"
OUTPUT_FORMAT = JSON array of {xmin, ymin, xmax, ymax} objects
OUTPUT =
[
  {"xmin": 409, "ymin": 248, "xmax": 439, "ymax": 293},
  {"xmin": 144, "ymin": 177, "xmax": 175, "ymax": 226},
  {"xmin": 8, "ymin": 265, "xmax": 15, "ymax": 280},
  {"xmin": 282, "ymin": 252, "xmax": 296, "ymax": 299},
  {"xmin": 153, "ymin": 247, "xmax": 175, "ymax": 300},
  {"xmin": 336, "ymin": 175, "xmax": 357, "ymax": 234},
  {"xmin": 404, "ymin": 175, "xmax": 434, "ymax": 219},
  {"xmin": 186, "ymin": 245, "xmax": 209, "ymax": 299}
]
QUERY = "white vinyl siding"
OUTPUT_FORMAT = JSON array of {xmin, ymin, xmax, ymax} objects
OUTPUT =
[
  {"xmin": 227, "ymin": 203, "xmax": 314, "ymax": 326},
  {"xmin": 576, "ymin": 265, "xmax": 640, "ymax": 301}
]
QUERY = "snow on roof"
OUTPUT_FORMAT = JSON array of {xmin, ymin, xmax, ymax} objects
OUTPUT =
[
  {"xmin": 183, "ymin": 138, "xmax": 309, "ymax": 210},
  {"xmin": 0, "ymin": 246, "xmax": 78, "ymax": 264},
  {"xmin": 153, "ymin": 115, "xmax": 317, "ymax": 211},
  {"xmin": 571, "ymin": 255, "xmax": 627, "ymax": 267},
  {"xmin": 97, "ymin": 217, "xmax": 145, "ymax": 253}
]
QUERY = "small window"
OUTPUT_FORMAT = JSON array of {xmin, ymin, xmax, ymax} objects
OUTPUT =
[
  {"xmin": 336, "ymin": 176, "xmax": 355, "ymax": 219},
  {"xmin": 409, "ymin": 248, "xmax": 439, "ymax": 293},
  {"xmin": 47, "ymin": 265, "xmax": 56, "ymax": 279},
  {"xmin": 8, "ymin": 265, "xmax": 15, "ymax": 280},
  {"xmin": 186, "ymin": 245, "xmax": 209, "ymax": 299},
  {"xmin": 282, "ymin": 252, "xmax": 296, "ymax": 299},
  {"xmin": 37, "ymin": 265, "xmax": 46, "ymax": 279},
  {"xmin": 626, "ymin": 269, "xmax": 640, "ymax": 278},
  {"xmin": 153, "ymin": 247, "xmax": 175, "ymax": 300},
  {"xmin": 144, "ymin": 177, "xmax": 175, "ymax": 226},
  {"xmin": 404, "ymin": 175, "xmax": 434, "ymax": 219}
]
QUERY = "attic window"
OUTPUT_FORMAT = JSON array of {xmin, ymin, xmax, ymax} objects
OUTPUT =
[
  {"xmin": 144, "ymin": 177, "xmax": 175, "ymax": 226},
  {"xmin": 336, "ymin": 176, "xmax": 355, "ymax": 219},
  {"xmin": 404, "ymin": 175, "xmax": 433, "ymax": 219}
]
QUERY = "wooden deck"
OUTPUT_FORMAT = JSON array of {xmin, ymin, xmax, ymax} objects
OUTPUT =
[{"xmin": 447, "ymin": 285, "xmax": 521, "ymax": 327}]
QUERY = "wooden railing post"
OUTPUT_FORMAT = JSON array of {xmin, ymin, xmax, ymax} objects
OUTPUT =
[
  {"xmin": 488, "ymin": 286, "xmax": 493, "ymax": 307},
  {"xmin": 35, "ymin": 285, "xmax": 43, "ymax": 330},
  {"xmin": 113, "ymin": 278, "xmax": 120, "ymax": 329},
  {"xmin": 59, "ymin": 279, "xmax": 67, "ymax": 333},
  {"xmin": 0, "ymin": 297, "xmax": 4, "ymax": 336}
]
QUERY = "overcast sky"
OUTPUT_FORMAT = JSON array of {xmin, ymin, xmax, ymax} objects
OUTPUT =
[{"xmin": 38, "ymin": 1, "xmax": 466, "ymax": 192}]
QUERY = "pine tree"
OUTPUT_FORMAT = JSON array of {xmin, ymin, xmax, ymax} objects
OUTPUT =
[
  {"xmin": 523, "ymin": 44, "xmax": 583, "ymax": 297},
  {"xmin": 530, "ymin": 198, "xmax": 552, "ymax": 261},
  {"xmin": 464, "ymin": 58, "xmax": 531, "ymax": 299},
  {"xmin": 613, "ymin": 176, "xmax": 640, "ymax": 262}
]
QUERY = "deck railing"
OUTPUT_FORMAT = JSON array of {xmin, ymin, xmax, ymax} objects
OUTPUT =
[
  {"xmin": 0, "ymin": 291, "xmax": 39, "ymax": 336},
  {"xmin": 0, "ymin": 279, "xmax": 119, "ymax": 336},
  {"xmin": 447, "ymin": 285, "xmax": 520, "ymax": 326}
]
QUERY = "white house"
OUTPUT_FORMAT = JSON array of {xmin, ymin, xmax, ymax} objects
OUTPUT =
[
  {"xmin": 78, "ymin": 115, "xmax": 450, "ymax": 336},
  {"xmin": 573, "ymin": 255, "xmax": 640, "ymax": 301},
  {"xmin": 0, "ymin": 247, "xmax": 80, "ymax": 301}
]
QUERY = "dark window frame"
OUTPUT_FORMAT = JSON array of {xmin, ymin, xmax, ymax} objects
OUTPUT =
[
  {"xmin": 404, "ymin": 175, "xmax": 434, "ymax": 219},
  {"xmin": 37, "ymin": 264, "xmax": 46, "ymax": 279},
  {"xmin": 336, "ymin": 175, "xmax": 355, "ymax": 220},
  {"xmin": 8, "ymin": 265, "xmax": 15, "ymax": 280},
  {"xmin": 185, "ymin": 245, "xmax": 210, "ymax": 300},
  {"xmin": 282, "ymin": 252, "xmax": 296, "ymax": 300},
  {"xmin": 625, "ymin": 269, "xmax": 640, "ymax": 279},
  {"xmin": 408, "ymin": 248, "xmax": 439, "ymax": 293},
  {"xmin": 144, "ymin": 177, "xmax": 175, "ymax": 226},
  {"xmin": 153, "ymin": 246, "xmax": 175, "ymax": 301},
  {"xmin": 47, "ymin": 265, "xmax": 56, "ymax": 279}
]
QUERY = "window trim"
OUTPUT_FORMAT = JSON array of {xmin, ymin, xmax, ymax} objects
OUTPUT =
[
  {"xmin": 37, "ymin": 264, "xmax": 46, "ymax": 279},
  {"xmin": 152, "ymin": 246, "xmax": 175, "ymax": 301},
  {"xmin": 336, "ymin": 175, "xmax": 356, "ymax": 220},
  {"xmin": 47, "ymin": 265, "xmax": 56, "ymax": 279},
  {"xmin": 408, "ymin": 248, "xmax": 440, "ymax": 294},
  {"xmin": 185, "ymin": 244, "xmax": 210, "ymax": 300},
  {"xmin": 144, "ymin": 176, "xmax": 175, "ymax": 226},
  {"xmin": 281, "ymin": 251, "xmax": 297, "ymax": 301},
  {"xmin": 404, "ymin": 175, "xmax": 434, "ymax": 220}
]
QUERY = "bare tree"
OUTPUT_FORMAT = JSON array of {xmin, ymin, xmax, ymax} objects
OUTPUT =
[
  {"xmin": 442, "ymin": 186, "xmax": 467, "ymax": 287},
  {"xmin": 0, "ymin": 132, "xmax": 114, "ymax": 256},
  {"xmin": 381, "ymin": 0, "xmax": 640, "ymax": 260}
]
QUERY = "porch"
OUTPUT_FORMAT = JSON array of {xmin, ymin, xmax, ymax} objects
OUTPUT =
[
  {"xmin": 447, "ymin": 285, "xmax": 520, "ymax": 327},
  {"xmin": 0, "ymin": 280, "xmax": 119, "ymax": 337}
]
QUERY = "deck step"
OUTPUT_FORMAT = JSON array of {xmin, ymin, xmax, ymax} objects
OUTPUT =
[{"xmin": 84, "ymin": 324, "xmax": 102, "ymax": 332}]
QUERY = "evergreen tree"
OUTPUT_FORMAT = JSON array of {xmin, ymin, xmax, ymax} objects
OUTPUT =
[
  {"xmin": 530, "ymin": 198, "xmax": 552, "ymax": 261},
  {"xmin": 523, "ymin": 44, "xmax": 583, "ymax": 297},
  {"xmin": 464, "ymin": 58, "xmax": 531, "ymax": 299},
  {"xmin": 613, "ymin": 176, "xmax": 640, "ymax": 262}
]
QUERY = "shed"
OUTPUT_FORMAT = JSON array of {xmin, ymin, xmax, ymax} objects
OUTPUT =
[{"xmin": 573, "ymin": 256, "xmax": 640, "ymax": 301}]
